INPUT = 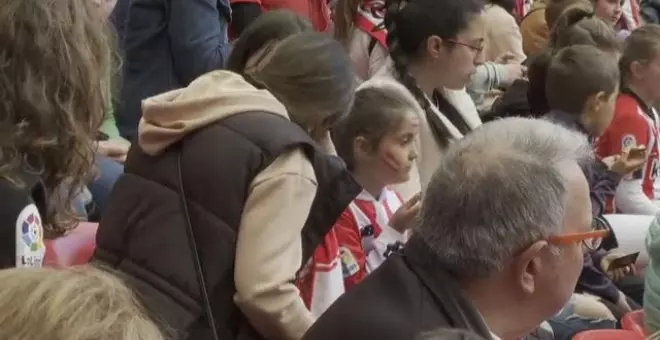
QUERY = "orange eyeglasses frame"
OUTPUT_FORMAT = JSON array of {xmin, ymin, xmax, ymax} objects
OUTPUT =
[{"xmin": 547, "ymin": 229, "xmax": 610, "ymax": 246}]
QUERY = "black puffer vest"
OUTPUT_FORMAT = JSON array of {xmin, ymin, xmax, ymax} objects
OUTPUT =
[{"xmin": 93, "ymin": 111, "xmax": 360, "ymax": 339}]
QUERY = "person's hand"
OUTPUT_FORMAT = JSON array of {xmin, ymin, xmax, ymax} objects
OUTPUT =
[
  {"xmin": 503, "ymin": 63, "xmax": 527, "ymax": 85},
  {"xmin": 95, "ymin": 139, "xmax": 130, "ymax": 163},
  {"xmin": 601, "ymin": 252, "xmax": 638, "ymax": 281},
  {"xmin": 389, "ymin": 193, "xmax": 421, "ymax": 233},
  {"xmin": 603, "ymin": 146, "xmax": 646, "ymax": 174},
  {"xmin": 616, "ymin": 291, "xmax": 633, "ymax": 313}
]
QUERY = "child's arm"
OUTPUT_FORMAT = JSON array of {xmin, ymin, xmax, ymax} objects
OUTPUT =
[
  {"xmin": 589, "ymin": 161, "xmax": 623, "ymax": 216},
  {"xmin": 334, "ymin": 209, "xmax": 368, "ymax": 290}
]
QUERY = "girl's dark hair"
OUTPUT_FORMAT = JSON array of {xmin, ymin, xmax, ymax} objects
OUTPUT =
[
  {"xmin": 226, "ymin": 9, "xmax": 313, "ymax": 72},
  {"xmin": 0, "ymin": 0, "xmax": 115, "ymax": 236},
  {"xmin": 333, "ymin": 83, "xmax": 417, "ymax": 170},
  {"xmin": 528, "ymin": 1, "xmax": 619, "ymax": 116},
  {"xmin": 527, "ymin": 51, "xmax": 554, "ymax": 115},
  {"xmin": 384, "ymin": 0, "xmax": 484, "ymax": 148},
  {"xmin": 243, "ymin": 32, "xmax": 356, "ymax": 140}
]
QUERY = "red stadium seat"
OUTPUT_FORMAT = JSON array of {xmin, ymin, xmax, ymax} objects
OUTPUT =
[
  {"xmin": 44, "ymin": 222, "xmax": 97, "ymax": 267},
  {"xmin": 622, "ymin": 310, "xmax": 648, "ymax": 337},
  {"xmin": 572, "ymin": 329, "xmax": 644, "ymax": 340}
]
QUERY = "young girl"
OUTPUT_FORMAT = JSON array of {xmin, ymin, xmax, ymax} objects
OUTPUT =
[
  {"xmin": 297, "ymin": 77, "xmax": 420, "ymax": 317},
  {"xmin": 375, "ymin": 0, "xmax": 485, "ymax": 199},
  {"xmin": 597, "ymin": 24, "xmax": 660, "ymax": 216},
  {"xmin": 591, "ymin": 0, "xmax": 641, "ymax": 39},
  {"xmin": 0, "ymin": 0, "xmax": 112, "ymax": 268}
]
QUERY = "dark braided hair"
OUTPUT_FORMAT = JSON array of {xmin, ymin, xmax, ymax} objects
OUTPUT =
[{"xmin": 383, "ymin": 0, "xmax": 483, "ymax": 148}]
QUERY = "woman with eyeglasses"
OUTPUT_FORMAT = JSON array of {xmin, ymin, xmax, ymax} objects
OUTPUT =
[{"xmin": 358, "ymin": 0, "xmax": 486, "ymax": 200}]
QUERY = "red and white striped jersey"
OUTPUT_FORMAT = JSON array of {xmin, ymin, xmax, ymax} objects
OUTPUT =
[
  {"xmin": 296, "ymin": 188, "xmax": 407, "ymax": 317},
  {"xmin": 296, "ymin": 228, "xmax": 344, "ymax": 318},
  {"xmin": 335, "ymin": 188, "xmax": 407, "ymax": 289}
]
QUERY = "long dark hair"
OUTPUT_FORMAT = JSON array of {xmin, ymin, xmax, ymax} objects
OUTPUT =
[
  {"xmin": 383, "ymin": 0, "xmax": 484, "ymax": 148},
  {"xmin": 226, "ymin": 9, "xmax": 312, "ymax": 72}
]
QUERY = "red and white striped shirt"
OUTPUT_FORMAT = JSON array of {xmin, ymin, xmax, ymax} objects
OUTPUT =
[{"xmin": 296, "ymin": 188, "xmax": 407, "ymax": 317}]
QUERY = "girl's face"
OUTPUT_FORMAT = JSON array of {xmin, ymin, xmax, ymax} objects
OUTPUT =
[
  {"xmin": 594, "ymin": 0, "xmax": 624, "ymax": 27},
  {"xmin": 635, "ymin": 53, "xmax": 660, "ymax": 101},
  {"xmin": 370, "ymin": 112, "xmax": 420, "ymax": 185},
  {"xmin": 430, "ymin": 13, "xmax": 487, "ymax": 90}
]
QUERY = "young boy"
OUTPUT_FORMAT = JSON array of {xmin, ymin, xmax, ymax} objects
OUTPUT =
[{"xmin": 544, "ymin": 44, "xmax": 645, "ymax": 317}]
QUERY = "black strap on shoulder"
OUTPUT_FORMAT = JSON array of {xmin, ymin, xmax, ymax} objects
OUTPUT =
[{"xmin": 177, "ymin": 149, "xmax": 220, "ymax": 340}]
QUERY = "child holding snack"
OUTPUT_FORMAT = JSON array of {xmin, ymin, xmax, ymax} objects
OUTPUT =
[{"xmin": 297, "ymin": 77, "xmax": 421, "ymax": 317}]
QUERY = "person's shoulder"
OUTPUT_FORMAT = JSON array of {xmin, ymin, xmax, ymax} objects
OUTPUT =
[
  {"xmin": 615, "ymin": 94, "xmax": 646, "ymax": 119},
  {"xmin": 304, "ymin": 256, "xmax": 421, "ymax": 340}
]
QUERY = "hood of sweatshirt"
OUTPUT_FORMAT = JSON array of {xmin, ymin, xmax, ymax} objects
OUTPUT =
[{"xmin": 138, "ymin": 70, "xmax": 288, "ymax": 156}]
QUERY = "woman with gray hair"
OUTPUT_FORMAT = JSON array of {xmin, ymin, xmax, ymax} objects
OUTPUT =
[{"xmin": 304, "ymin": 117, "xmax": 604, "ymax": 340}]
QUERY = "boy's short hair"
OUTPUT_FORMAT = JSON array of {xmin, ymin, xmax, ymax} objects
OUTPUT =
[{"xmin": 546, "ymin": 44, "xmax": 620, "ymax": 114}]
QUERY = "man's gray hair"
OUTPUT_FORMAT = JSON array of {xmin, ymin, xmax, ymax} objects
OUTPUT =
[{"xmin": 418, "ymin": 117, "xmax": 594, "ymax": 279}]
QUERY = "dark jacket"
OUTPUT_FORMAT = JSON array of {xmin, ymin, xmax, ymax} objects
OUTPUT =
[
  {"xmin": 113, "ymin": 0, "xmax": 231, "ymax": 140},
  {"xmin": 93, "ymin": 72, "xmax": 360, "ymax": 340},
  {"xmin": 543, "ymin": 110, "xmax": 622, "ymax": 303},
  {"xmin": 302, "ymin": 236, "xmax": 494, "ymax": 340},
  {"xmin": 0, "ymin": 172, "xmax": 47, "ymax": 269}
]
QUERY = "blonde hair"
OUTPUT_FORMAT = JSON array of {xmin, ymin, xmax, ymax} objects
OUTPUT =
[{"xmin": 0, "ymin": 266, "xmax": 164, "ymax": 340}]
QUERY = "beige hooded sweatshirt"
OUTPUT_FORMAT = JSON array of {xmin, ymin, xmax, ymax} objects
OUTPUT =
[{"xmin": 139, "ymin": 70, "xmax": 316, "ymax": 340}]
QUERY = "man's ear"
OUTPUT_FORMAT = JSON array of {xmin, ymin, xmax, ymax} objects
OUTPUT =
[{"xmin": 514, "ymin": 240, "xmax": 549, "ymax": 295}]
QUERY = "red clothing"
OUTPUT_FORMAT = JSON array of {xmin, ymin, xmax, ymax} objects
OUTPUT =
[
  {"xmin": 296, "ymin": 228, "xmax": 344, "ymax": 317},
  {"xmin": 230, "ymin": 0, "xmax": 331, "ymax": 32},
  {"xmin": 355, "ymin": 0, "xmax": 387, "ymax": 48},
  {"xmin": 596, "ymin": 92, "xmax": 660, "ymax": 212},
  {"xmin": 336, "ymin": 189, "xmax": 406, "ymax": 289},
  {"xmin": 296, "ymin": 188, "xmax": 407, "ymax": 316}
]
